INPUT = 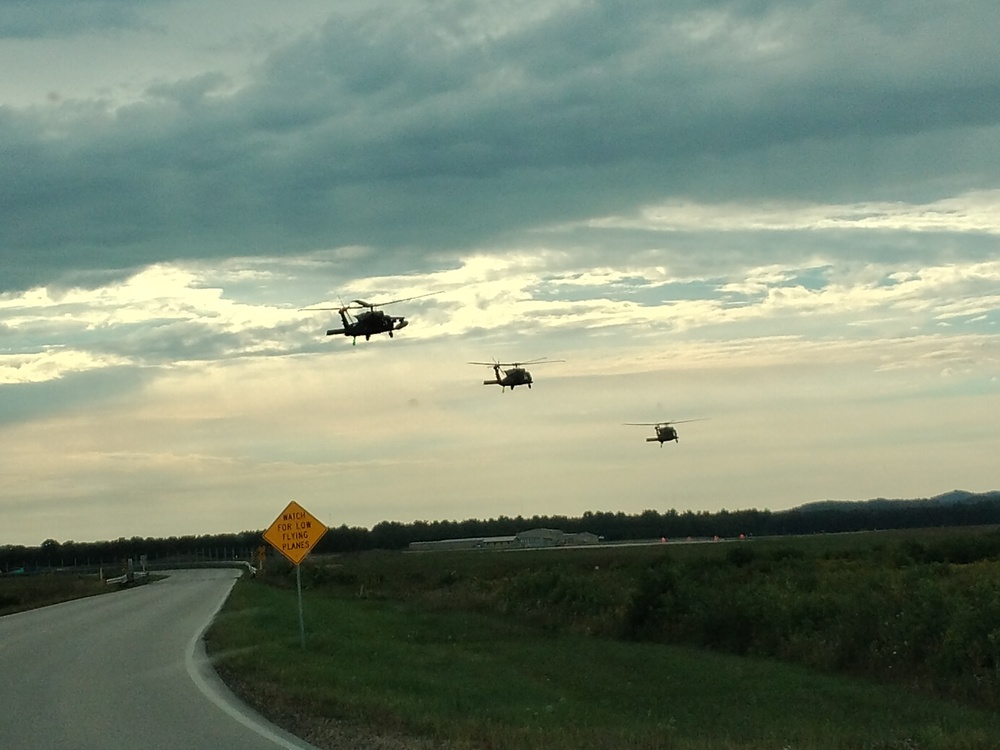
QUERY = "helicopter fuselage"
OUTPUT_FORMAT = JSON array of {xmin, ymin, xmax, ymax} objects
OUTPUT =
[
  {"xmin": 327, "ymin": 308, "xmax": 407, "ymax": 341},
  {"xmin": 470, "ymin": 358, "xmax": 558, "ymax": 391},
  {"xmin": 651, "ymin": 425, "xmax": 679, "ymax": 444},
  {"xmin": 484, "ymin": 365, "xmax": 532, "ymax": 391},
  {"xmin": 624, "ymin": 421, "xmax": 695, "ymax": 445},
  {"xmin": 625, "ymin": 419, "xmax": 702, "ymax": 448}
]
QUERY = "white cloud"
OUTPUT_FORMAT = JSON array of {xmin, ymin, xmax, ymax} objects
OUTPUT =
[
  {"xmin": 3, "ymin": 242, "xmax": 999, "ymax": 387},
  {"xmin": 0, "ymin": 348, "xmax": 132, "ymax": 385},
  {"xmin": 584, "ymin": 190, "xmax": 1000, "ymax": 234}
]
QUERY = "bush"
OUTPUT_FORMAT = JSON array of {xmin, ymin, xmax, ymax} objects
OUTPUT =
[{"xmin": 274, "ymin": 530, "xmax": 1000, "ymax": 709}]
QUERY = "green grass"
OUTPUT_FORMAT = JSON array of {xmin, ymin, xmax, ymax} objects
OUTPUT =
[
  {"xmin": 207, "ymin": 576, "xmax": 1000, "ymax": 749},
  {"xmin": 0, "ymin": 572, "xmax": 110, "ymax": 616}
]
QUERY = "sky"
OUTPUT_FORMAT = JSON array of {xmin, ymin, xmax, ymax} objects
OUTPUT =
[{"xmin": 2, "ymin": 0, "xmax": 999, "ymax": 546}]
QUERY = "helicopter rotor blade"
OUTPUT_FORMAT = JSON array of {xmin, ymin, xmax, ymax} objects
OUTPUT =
[
  {"xmin": 469, "ymin": 357, "xmax": 563, "ymax": 368},
  {"xmin": 300, "ymin": 295, "xmax": 349, "ymax": 312},
  {"xmin": 509, "ymin": 357, "xmax": 563, "ymax": 366},
  {"xmin": 306, "ymin": 291, "xmax": 441, "ymax": 312},
  {"xmin": 300, "ymin": 292, "xmax": 351, "ymax": 312},
  {"xmin": 356, "ymin": 291, "xmax": 442, "ymax": 308},
  {"xmin": 623, "ymin": 419, "xmax": 707, "ymax": 426}
]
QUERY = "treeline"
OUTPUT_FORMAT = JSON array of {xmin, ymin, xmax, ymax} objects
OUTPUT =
[
  {"xmin": 4, "ymin": 492, "xmax": 999, "ymax": 572},
  {"xmin": 363, "ymin": 493, "xmax": 1000, "ymax": 549},
  {"xmin": 0, "ymin": 531, "xmax": 263, "ymax": 572}
]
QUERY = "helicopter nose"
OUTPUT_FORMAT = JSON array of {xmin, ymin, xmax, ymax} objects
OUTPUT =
[{"xmin": 396, "ymin": 318, "xmax": 409, "ymax": 329}]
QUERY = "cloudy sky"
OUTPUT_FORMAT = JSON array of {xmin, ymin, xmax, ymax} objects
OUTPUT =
[{"xmin": 2, "ymin": 0, "xmax": 998, "ymax": 546}]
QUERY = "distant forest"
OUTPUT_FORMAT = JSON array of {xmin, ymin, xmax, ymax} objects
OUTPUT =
[{"xmin": 3, "ymin": 490, "xmax": 999, "ymax": 571}]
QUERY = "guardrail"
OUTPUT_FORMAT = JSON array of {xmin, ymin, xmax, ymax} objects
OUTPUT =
[
  {"xmin": 106, "ymin": 570, "xmax": 149, "ymax": 586},
  {"xmin": 106, "ymin": 562, "xmax": 256, "ymax": 585}
]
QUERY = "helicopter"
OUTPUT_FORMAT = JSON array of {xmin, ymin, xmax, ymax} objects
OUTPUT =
[
  {"xmin": 468, "ymin": 358, "xmax": 563, "ymax": 391},
  {"xmin": 624, "ymin": 419, "xmax": 707, "ymax": 445},
  {"xmin": 301, "ymin": 292, "xmax": 439, "ymax": 344}
]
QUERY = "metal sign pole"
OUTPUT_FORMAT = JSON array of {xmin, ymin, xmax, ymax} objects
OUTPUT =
[
  {"xmin": 262, "ymin": 501, "xmax": 329, "ymax": 651},
  {"xmin": 296, "ymin": 563, "xmax": 306, "ymax": 649}
]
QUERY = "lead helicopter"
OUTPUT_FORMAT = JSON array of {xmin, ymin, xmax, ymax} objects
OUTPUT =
[
  {"xmin": 301, "ymin": 292, "xmax": 439, "ymax": 344},
  {"xmin": 624, "ymin": 419, "xmax": 707, "ymax": 445},
  {"xmin": 468, "ymin": 358, "xmax": 563, "ymax": 391}
]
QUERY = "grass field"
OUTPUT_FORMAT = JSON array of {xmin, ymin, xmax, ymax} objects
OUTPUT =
[
  {"xmin": 8, "ymin": 530, "xmax": 1000, "ymax": 747},
  {"xmin": 0, "ymin": 572, "xmax": 109, "ymax": 616},
  {"xmin": 206, "ymin": 534, "xmax": 1000, "ymax": 749}
]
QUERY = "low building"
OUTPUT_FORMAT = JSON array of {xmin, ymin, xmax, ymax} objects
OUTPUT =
[{"xmin": 408, "ymin": 528, "xmax": 598, "ymax": 552}]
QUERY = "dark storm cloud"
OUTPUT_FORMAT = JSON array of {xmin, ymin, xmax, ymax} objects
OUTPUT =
[
  {"xmin": 0, "ymin": 0, "xmax": 156, "ymax": 38},
  {"xmin": 3, "ymin": 0, "xmax": 1000, "ymax": 292}
]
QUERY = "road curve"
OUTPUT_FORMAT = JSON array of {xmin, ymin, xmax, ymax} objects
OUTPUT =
[{"xmin": 0, "ymin": 568, "xmax": 320, "ymax": 750}]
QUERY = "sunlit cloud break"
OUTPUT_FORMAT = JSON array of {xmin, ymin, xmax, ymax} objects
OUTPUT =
[
  {"xmin": 581, "ymin": 191, "xmax": 1000, "ymax": 234},
  {"xmin": 0, "ymin": 348, "xmax": 132, "ymax": 385}
]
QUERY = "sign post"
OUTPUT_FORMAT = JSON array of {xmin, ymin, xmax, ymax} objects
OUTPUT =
[{"xmin": 263, "ymin": 500, "xmax": 328, "ymax": 648}]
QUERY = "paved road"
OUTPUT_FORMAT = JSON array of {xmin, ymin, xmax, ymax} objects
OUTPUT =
[{"xmin": 0, "ymin": 568, "xmax": 319, "ymax": 750}]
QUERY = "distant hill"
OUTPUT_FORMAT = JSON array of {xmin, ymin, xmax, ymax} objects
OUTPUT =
[{"xmin": 791, "ymin": 490, "xmax": 1000, "ymax": 514}]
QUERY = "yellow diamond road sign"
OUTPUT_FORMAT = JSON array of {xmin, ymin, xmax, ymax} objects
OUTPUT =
[{"xmin": 263, "ymin": 501, "xmax": 328, "ymax": 565}]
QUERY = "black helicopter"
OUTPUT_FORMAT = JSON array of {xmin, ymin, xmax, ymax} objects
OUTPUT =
[
  {"xmin": 624, "ymin": 419, "xmax": 707, "ymax": 445},
  {"xmin": 469, "ymin": 358, "xmax": 563, "ymax": 391},
  {"xmin": 302, "ymin": 292, "xmax": 439, "ymax": 344}
]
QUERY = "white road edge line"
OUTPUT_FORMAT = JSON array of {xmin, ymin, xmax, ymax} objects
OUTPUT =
[{"xmin": 184, "ymin": 574, "xmax": 322, "ymax": 750}]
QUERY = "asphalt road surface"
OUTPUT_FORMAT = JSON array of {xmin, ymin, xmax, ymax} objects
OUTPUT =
[{"xmin": 0, "ymin": 568, "xmax": 320, "ymax": 750}]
